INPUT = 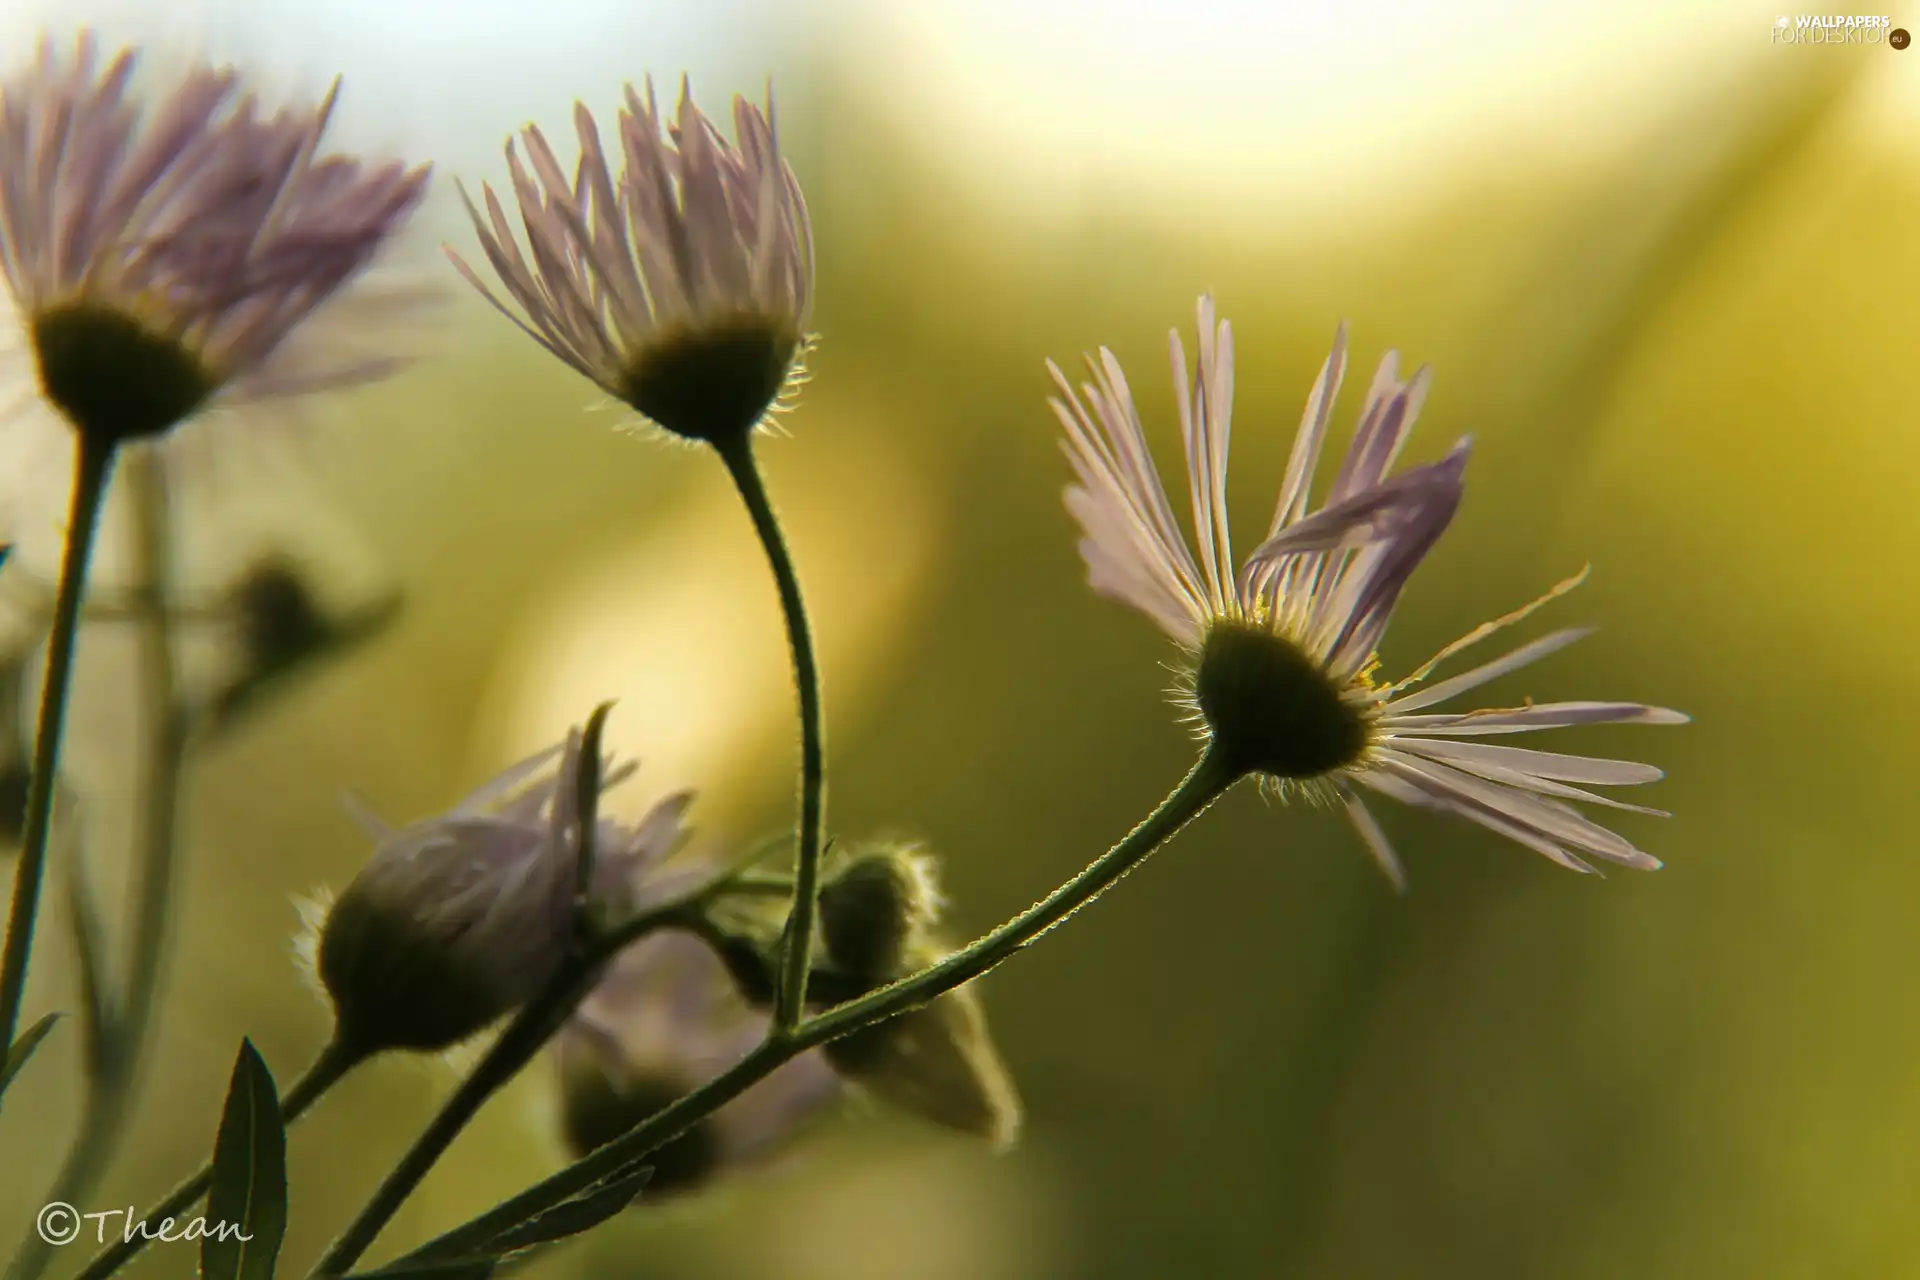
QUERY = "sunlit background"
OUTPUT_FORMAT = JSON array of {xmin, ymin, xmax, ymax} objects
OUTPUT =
[{"xmin": 2, "ymin": 0, "xmax": 1918, "ymax": 1275}]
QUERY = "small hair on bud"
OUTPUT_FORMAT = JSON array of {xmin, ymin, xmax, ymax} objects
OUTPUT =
[
  {"xmin": 819, "ymin": 845, "xmax": 943, "ymax": 984},
  {"xmin": 824, "ymin": 981, "xmax": 1022, "ymax": 1152}
]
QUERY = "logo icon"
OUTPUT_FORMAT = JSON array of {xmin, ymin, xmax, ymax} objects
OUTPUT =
[
  {"xmin": 1892, "ymin": 26, "xmax": 1911, "ymax": 47},
  {"xmin": 1775, "ymin": 14, "xmax": 1792, "ymax": 25}
]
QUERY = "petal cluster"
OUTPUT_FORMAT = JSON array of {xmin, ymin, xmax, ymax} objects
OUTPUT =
[
  {"xmin": 317, "ymin": 728, "xmax": 690, "ymax": 1056},
  {"xmin": 449, "ymin": 79, "xmax": 812, "ymax": 425},
  {"xmin": 0, "ymin": 34, "xmax": 429, "ymax": 418},
  {"xmin": 1050, "ymin": 296, "xmax": 1686, "ymax": 882}
]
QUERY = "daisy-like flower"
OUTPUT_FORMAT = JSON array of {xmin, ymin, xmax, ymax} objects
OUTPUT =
[
  {"xmin": 0, "ymin": 32, "xmax": 431, "ymax": 451},
  {"xmin": 312, "ymin": 726, "xmax": 692, "ymax": 1060},
  {"xmin": 448, "ymin": 78, "xmax": 813, "ymax": 447},
  {"xmin": 555, "ymin": 929, "xmax": 841, "ymax": 1198},
  {"xmin": 1051, "ymin": 295, "xmax": 1686, "ymax": 885}
]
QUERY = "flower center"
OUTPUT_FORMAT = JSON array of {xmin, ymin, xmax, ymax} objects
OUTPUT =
[
  {"xmin": 618, "ymin": 315, "xmax": 801, "ymax": 445},
  {"xmin": 30, "ymin": 303, "xmax": 218, "ymax": 446},
  {"xmin": 1193, "ymin": 619, "xmax": 1370, "ymax": 780}
]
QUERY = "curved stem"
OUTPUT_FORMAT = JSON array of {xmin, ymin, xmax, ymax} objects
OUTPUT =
[
  {"xmin": 712, "ymin": 437, "xmax": 825, "ymax": 1034},
  {"xmin": 67, "ymin": 1041, "xmax": 359, "ymax": 1280},
  {"xmin": 0, "ymin": 434, "xmax": 116, "ymax": 1060},
  {"xmin": 8, "ymin": 452, "xmax": 190, "ymax": 1280},
  {"xmin": 389, "ymin": 750, "xmax": 1239, "ymax": 1270}
]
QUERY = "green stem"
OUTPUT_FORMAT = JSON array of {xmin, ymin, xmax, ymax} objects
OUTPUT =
[
  {"xmin": 8, "ymin": 452, "xmax": 191, "ymax": 1280},
  {"xmin": 712, "ymin": 437, "xmax": 825, "ymax": 1035},
  {"xmin": 67, "ymin": 1041, "xmax": 359, "ymax": 1280},
  {"xmin": 307, "ymin": 902, "xmax": 698, "ymax": 1278},
  {"xmin": 389, "ymin": 750, "xmax": 1239, "ymax": 1270},
  {"xmin": 114, "ymin": 449, "xmax": 188, "ymax": 1082},
  {"xmin": 0, "ymin": 434, "xmax": 116, "ymax": 1060}
]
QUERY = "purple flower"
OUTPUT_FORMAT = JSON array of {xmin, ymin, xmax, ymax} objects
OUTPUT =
[
  {"xmin": 314, "ymin": 727, "xmax": 691, "ymax": 1059},
  {"xmin": 0, "ymin": 32, "xmax": 430, "ymax": 446},
  {"xmin": 1051, "ymin": 294, "xmax": 1687, "ymax": 885},
  {"xmin": 556, "ymin": 929, "xmax": 841, "ymax": 1197},
  {"xmin": 449, "ymin": 79, "xmax": 813, "ymax": 445}
]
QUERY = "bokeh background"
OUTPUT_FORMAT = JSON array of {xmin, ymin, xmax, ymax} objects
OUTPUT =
[{"xmin": 2, "ymin": 0, "xmax": 1918, "ymax": 1276}]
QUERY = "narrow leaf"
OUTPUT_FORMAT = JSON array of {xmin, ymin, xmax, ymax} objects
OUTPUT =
[
  {"xmin": 484, "ymin": 1163, "xmax": 651, "ymax": 1253},
  {"xmin": 0, "ymin": 1012, "xmax": 60, "ymax": 1097},
  {"xmin": 343, "ymin": 1262, "xmax": 495, "ymax": 1280},
  {"xmin": 202, "ymin": 1038, "xmax": 287, "ymax": 1280},
  {"xmin": 390, "ymin": 1162, "xmax": 651, "ymax": 1273}
]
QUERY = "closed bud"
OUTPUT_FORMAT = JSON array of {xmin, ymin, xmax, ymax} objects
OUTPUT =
[
  {"xmin": 825, "ymin": 978, "xmax": 1022, "ymax": 1152},
  {"xmin": 818, "ymin": 845, "xmax": 942, "ymax": 983},
  {"xmin": 314, "ymin": 721, "xmax": 686, "ymax": 1059}
]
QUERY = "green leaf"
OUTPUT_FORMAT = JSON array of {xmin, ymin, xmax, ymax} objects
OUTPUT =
[
  {"xmin": 201, "ymin": 1038, "xmax": 287, "ymax": 1280},
  {"xmin": 483, "ymin": 1162, "xmax": 651, "ymax": 1253},
  {"xmin": 343, "ymin": 1262, "xmax": 495, "ymax": 1279},
  {"xmin": 385, "ymin": 1161, "xmax": 651, "ymax": 1274},
  {"xmin": 0, "ymin": 1012, "xmax": 60, "ymax": 1098}
]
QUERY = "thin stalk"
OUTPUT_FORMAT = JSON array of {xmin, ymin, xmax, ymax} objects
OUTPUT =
[
  {"xmin": 7, "ymin": 452, "xmax": 189, "ymax": 1280},
  {"xmin": 386, "ymin": 750, "xmax": 1240, "ymax": 1270},
  {"xmin": 712, "ymin": 437, "xmax": 825, "ymax": 1035},
  {"xmin": 0, "ymin": 434, "xmax": 116, "ymax": 1058},
  {"xmin": 307, "ymin": 901, "xmax": 696, "ymax": 1277},
  {"xmin": 67, "ymin": 1041, "xmax": 359, "ymax": 1280}
]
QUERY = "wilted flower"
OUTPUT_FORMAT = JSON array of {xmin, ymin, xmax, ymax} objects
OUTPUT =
[
  {"xmin": 556, "ymin": 929, "xmax": 840, "ymax": 1197},
  {"xmin": 312, "ymin": 727, "xmax": 691, "ymax": 1059},
  {"xmin": 449, "ymin": 79, "xmax": 813, "ymax": 446},
  {"xmin": 1051, "ymin": 294, "xmax": 1686, "ymax": 884},
  {"xmin": 0, "ymin": 33, "xmax": 431, "ymax": 450}
]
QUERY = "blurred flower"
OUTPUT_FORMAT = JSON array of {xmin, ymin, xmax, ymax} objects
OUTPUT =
[
  {"xmin": 0, "ymin": 32, "xmax": 431, "ymax": 450},
  {"xmin": 449, "ymin": 79, "xmax": 814, "ymax": 446},
  {"xmin": 205, "ymin": 555, "xmax": 401, "ymax": 736},
  {"xmin": 555, "ymin": 929, "xmax": 841, "ymax": 1197},
  {"xmin": 1052, "ymin": 294, "xmax": 1686, "ymax": 885},
  {"xmin": 310, "ymin": 724, "xmax": 691, "ymax": 1058}
]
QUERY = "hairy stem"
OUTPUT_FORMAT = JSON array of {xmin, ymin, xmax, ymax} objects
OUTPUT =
[
  {"xmin": 389, "ymin": 750, "xmax": 1239, "ymax": 1270},
  {"xmin": 712, "ymin": 437, "xmax": 825, "ymax": 1035},
  {"xmin": 0, "ymin": 434, "xmax": 116, "ymax": 1062}
]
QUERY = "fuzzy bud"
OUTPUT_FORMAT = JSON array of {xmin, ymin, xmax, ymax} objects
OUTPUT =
[
  {"xmin": 314, "ymin": 736, "xmax": 596, "ymax": 1058},
  {"xmin": 824, "ymin": 979, "xmax": 1022, "ymax": 1152},
  {"xmin": 818, "ymin": 846, "xmax": 942, "ymax": 984}
]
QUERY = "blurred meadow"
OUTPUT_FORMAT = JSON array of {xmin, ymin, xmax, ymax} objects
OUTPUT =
[{"xmin": 2, "ymin": 0, "xmax": 1919, "ymax": 1276}]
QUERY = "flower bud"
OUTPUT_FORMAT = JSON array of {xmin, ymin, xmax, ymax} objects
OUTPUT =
[
  {"xmin": 824, "ymin": 979, "xmax": 1022, "ymax": 1152},
  {"xmin": 317, "ymin": 810, "xmax": 574, "ymax": 1057},
  {"xmin": 314, "ymin": 732, "xmax": 600, "ymax": 1058},
  {"xmin": 818, "ymin": 845, "xmax": 941, "ymax": 984}
]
